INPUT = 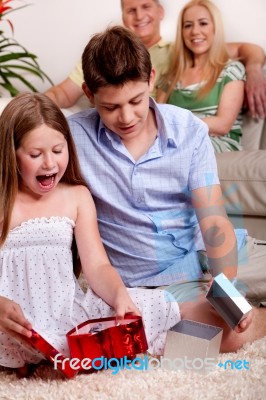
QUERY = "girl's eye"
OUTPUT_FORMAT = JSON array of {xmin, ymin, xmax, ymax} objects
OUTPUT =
[
  {"xmin": 53, "ymin": 150, "xmax": 62, "ymax": 154},
  {"xmin": 30, "ymin": 154, "xmax": 40, "ymax": 158},
  {"xmin": 131, "ymin": 100, "xmax": 142, "ymax": 105}
]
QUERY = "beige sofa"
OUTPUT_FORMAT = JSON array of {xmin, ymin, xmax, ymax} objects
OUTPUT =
[
  {"xmin": 0, "ymin": 97, "xmax": 265, "ymax": 240},
  {"xmin": 216, "ymin": 115, "xmax": 266, "ymax": 240}
]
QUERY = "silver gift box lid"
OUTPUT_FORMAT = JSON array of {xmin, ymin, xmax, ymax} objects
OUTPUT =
[{"xmin": 206, "ymin": 273, "xmax": 252, "ymax": 329}]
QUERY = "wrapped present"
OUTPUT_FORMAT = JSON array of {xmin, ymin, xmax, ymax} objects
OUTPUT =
[
  {"xmin": 206, "ymin": 273, "xmax": 252, "ymax": 329},
  {"xmin": 163, "ymin": 319, "xmax": 222, "ymax": 373},
  {"xmin": 27, "ymin": 315, "xmax": 147, "ymax": 378},
  {"xmin": 67, "ymin": 315, "xmax": 148, "ymax": 370}
]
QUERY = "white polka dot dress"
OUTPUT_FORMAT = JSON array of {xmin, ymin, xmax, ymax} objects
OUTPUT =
[{"xmin": 0, "ymin": 217, "xmax": 180, "ymax": 368}]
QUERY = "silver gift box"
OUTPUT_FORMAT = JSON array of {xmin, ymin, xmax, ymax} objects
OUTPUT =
[
  {"xmin": 206, "ymin": 273, "xmax": 252, "ymax": 329},
  {"xmin": 163, "ymin": 319, "xmax": 222, "ymax": 373}
]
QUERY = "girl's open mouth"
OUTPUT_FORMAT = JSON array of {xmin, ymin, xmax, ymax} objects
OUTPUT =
[{"xmin": 36, "ymin": 173, "xmax": 56, "ymax": 188}]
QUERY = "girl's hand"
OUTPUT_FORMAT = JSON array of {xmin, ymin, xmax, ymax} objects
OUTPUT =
[
  {"xmin": 113, "ymin": 289, "xmax": 141, "ymax": 322},
  {"xmin": 0, "ymin": 296, "xmax": 32, "ymax": 339}
]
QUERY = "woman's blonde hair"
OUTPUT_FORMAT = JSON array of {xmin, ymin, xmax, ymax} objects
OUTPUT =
[
  {"xmin": 161, "ymin": 0, "xmax": 229, "ymax": 100},
  {"xmin": 0, "ymin": 93, "xmax": 87, "ymax": 246}
]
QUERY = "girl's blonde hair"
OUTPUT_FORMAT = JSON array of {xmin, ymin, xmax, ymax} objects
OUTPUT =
[
  {"xmin": 0, "ymin": 93, "xmax": 87, "ymax": 246},
  {"xmin": 161, "ymin": 0, "xmax": 229, "ymax": 100}
]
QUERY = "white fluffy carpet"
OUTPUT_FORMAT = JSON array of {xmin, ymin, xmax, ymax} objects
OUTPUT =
[{"xmin": 0, "ymin": 336, "xmax": 265, "ymax": 400}]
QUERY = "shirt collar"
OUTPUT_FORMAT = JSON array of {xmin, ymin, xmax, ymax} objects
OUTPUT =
[
  {"xmin": 149, "ymin": 97, "xmax": 178, "ymax": 150},
  {"xmin": 97, "ymin": 98, "xmax": 178, "ymax": 150},
  {"xmin": 149, "ymin": 38, "xmax": 172, "ymax": 49},
  {"xmin": 98, "ymin": 118, "xmax": 107, "ymax": 142}
]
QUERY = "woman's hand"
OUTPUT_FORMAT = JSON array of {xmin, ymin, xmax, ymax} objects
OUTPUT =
[{"xmin": 0, "ymin": 296, "xmax": 32, "ymax": 339}]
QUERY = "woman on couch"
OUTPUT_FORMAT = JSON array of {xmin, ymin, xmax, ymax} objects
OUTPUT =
[{"xmin": 157, "ymin": 0, "xmax": 246, "ymax": 153}]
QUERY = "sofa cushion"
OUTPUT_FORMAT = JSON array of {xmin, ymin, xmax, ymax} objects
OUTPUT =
[
  {"xmin": 241, "ymin": 114, "xmax": 265, "ymax": 150},
  {"xmin": 260, "ymin": 118, "xmax": 266, "ymax": 149},
  {"xmin": 216, "ymin": 150, "xmax": 266, "ymax": 216}
]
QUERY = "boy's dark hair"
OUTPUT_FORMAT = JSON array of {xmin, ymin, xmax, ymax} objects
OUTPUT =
[{"xmin": 82, "ymin": 26, "xmax": 152, "ymax": 93}]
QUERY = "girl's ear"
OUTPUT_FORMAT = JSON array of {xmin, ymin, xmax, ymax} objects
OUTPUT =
[{"xmin": 82, "ymin": 82, "xmax": 94, "ymax": 105}]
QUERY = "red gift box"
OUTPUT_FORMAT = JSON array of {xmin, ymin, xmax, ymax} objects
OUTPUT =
[
  {"xmin": 67, "ymin": 315, "xmax": 148, "ymax": 370},
  {"xmin": 26, "ymin": 315, "xmax": 147, "ymax": 379}
]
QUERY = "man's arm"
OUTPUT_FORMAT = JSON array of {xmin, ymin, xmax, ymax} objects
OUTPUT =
[
  {"xmin": 44, "ymin": 78, "xmax": 84, "ymax": 108},
  {"xmin": 226, "ymin": 42, "xmax": 266, "ymax": 118}
]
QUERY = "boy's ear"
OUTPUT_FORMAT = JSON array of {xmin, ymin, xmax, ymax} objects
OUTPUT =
[
  {"xmin": 82, "ymin": 82, "xmax": 94, "ymax": 104},
  {"xmin": 149, "ymin": 68, "xmax": 156, "ymax": 92}
]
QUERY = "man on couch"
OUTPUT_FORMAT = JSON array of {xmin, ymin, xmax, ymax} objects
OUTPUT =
[{"xmin": 45, "ymin": 0, "xmax": 266, "ymax": 119}]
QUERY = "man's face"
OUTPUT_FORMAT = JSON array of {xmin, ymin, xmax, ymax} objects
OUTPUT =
[
  {"xmin": 122, "ymin": 0, "xmax": 164, "ymax": 48},
  {"xmin": 83, "ymin": 73, "xmax": 155, "ymax": 143}
]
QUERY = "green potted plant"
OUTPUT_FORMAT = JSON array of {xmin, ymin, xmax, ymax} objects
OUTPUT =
[{"xmin": 0, "ymin": 0, "xmax": 53, "ymax": 96}]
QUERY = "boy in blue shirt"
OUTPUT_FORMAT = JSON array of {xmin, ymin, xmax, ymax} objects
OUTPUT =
[{"xmin": 68, "ymin": 26, "xmax": 266, "ymax": 353}]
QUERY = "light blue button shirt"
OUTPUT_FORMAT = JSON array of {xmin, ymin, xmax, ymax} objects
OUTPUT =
[{"xmin": 68, "ymin": 98, "xmax": 220, "ymax": 287}]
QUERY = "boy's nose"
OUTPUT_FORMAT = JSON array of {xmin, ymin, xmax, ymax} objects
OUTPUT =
[{"xmin": 118, "ymin": 107, "xmax": 134, "ymax": 125}]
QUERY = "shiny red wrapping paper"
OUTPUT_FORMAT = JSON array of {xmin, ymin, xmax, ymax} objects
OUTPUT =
[
  {"xmin": 27, "ymin": 315, "xmax": 147, "ymax": 378},
  {"xmin": 28, "ymin": 329, "xmax": 78, "ymax": 379},
  {"xmin": 67, "ymin": 316, "xmax": 148, "ymax": 369}
]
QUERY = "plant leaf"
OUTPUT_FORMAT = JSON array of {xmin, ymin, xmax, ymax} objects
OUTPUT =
[{"xmin": 0, "ymin": 4, "xmax": 53, "ymax": 95}]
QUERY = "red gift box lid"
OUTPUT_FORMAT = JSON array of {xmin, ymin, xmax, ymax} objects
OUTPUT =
[{"xmin": 27, "ymin": 329, "xmax": 78, "ymax": 379}]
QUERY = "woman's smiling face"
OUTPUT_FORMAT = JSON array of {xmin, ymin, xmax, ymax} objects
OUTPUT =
[{"xmin": 182, "ymin": 5, "xmax": 215, "ymax": 56}]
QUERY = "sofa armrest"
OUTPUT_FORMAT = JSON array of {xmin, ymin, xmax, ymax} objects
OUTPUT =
[
  {"xmin": 259, "ymin": 118, "xmax": 266, "ymax": 149},
  {"xmin": 216, "ymin": 150, "xmax": 266, "ymax": 216},
  {"xmin": 241, "ymin": 114, "xmax": 265, "ymax": 150}
]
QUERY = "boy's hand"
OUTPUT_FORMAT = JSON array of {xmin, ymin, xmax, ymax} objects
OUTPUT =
[
  {"xmin": 0, "ymin": 296, "xmax": 32, "ymax": 339},
  {"xmin": 234, "ymin": 308, "xmax": 253, "ymax": 333},
  {"xmin": 207, "ymin": 277, "xmax": 213, "ymax": 288},
  {"xmin": 206, "ymin": 276, "xmax": 253, "ymax": 333}
]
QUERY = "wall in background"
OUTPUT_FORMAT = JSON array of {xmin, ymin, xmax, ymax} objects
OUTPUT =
[{"xmin": 8, "ymin": 0, "xmax": 266, "ymax": 90}]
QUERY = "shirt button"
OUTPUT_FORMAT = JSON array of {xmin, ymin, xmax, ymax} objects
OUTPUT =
[{"xmin": 137, "ymin": 197, "xmax": 142, "ymax": 203}]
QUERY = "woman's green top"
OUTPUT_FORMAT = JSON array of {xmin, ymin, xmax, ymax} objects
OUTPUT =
[{"xmin": 167, "ymin": 60, "xmax": 246, "ymax": 152}]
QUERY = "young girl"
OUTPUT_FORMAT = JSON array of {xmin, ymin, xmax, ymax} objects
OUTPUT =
[{"xmin": 0, "ymin": 93, "xmax": 180, "ymax": 375}]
